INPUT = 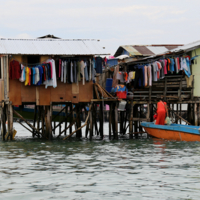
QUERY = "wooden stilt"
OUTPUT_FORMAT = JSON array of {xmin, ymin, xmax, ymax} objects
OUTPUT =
[
  {"xmin": 89, "ymin": 103, "xmax": 93, "ymax": 140},
  {"xmin": 53, "ymin": 120, "xmax": 56, "ymax": 135},
  {"xmin": 33, "ymin": 105, "xmax": 37, "ymax": 138},
  {"xmin": 50, "ymin": 103, "xmax": 53, "ymax": 137},
  {"xmin": 94, "ymin": 104, "xmax": 99, "ymax": 135},
  {"xmin": 37, "ymin": 106, "xmax": 41, "ymax": 138},
  {"xmin": 114, "ymin": 103, "xmax": 118, "ymax": 140},
  {"xmin": 6, "ymin": 103, "xmax": 13, "ymax": 140},
  {"xmin": 99, "ymin": 103, "xmax": 104, "ymax": 139},
  {"xmin": 111, "ymin": 103, "xmax": 116, "ymax": 137},
  {"xmin": 41, "ymin": 106, "xmax": 45, "ymax": 137},
  {"xmin": 65, "ymin": 104, "xmax": 68, "ymax": 136},
  {"xmin": 63, "ymin": 105, "xmax": 91, "ymax": 141},
  {"xmin": 172, "ymin": 104, "xmax": 174, "ymax": 123},
  {"xmin": 85, "ymin": 119, "xmax": 89, "ymax": 138},
  {"xmin": 123, "ymin": 110, "xmax": 127, "ymax": 135},
  {"xmin": 134, "ymin": 104, "xmax": 139, "ymax": 139},
  {"xmin": 129, "ymin": 101, "xmax": 133, "ymax": 139},
  {"xmin": 45, "ymin": 106, "xmax": 52, "ymax": 140},
  {"xmin": 109, "ymin": 103, "xmax": 112, "ymax": 140},
  {"xmin": 1, "ymin": 105, "xmax": 6, "ymax": 141},
  {"xmin": 76, "ymin": 104, "xmax": 82, "ymax": 138},
  {"xmin": 194, "ymin": 103, "xmax": 198, "ymax": 126},
  {"xmin": 69, "ymin": 104, "xmax": 73, "ymax": 134},
  {"xmin": 175, "ymin": 104, "xmax": 178, "ymax": 124}
]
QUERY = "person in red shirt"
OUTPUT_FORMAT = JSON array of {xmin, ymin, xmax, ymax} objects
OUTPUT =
[{"xmin": 155, "ymin": 98, "xmax": 168, "ymax": 125}]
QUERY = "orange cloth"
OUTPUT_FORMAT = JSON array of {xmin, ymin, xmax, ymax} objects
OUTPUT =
[
  {"xmin": 124, "ymin": 72, "xmax": 128, "ymax": 81},
  {"xmin": 155, "ymin": 101, "xmax": 167, "ymax": 125},
  {"xmin": 167, "ymin": 59, "xmax": 171, "ymax": 71}
]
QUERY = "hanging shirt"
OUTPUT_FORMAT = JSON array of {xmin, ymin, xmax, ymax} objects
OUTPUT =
[
  {"xmin": 144, "ymin": 65, "xmax": 148, "ymax": 87},
  {"xmin": 59, "ymin": 59, "xmax": 62, "ymax": 78},
  {"xmin": 170, "ymin": 58, "xmax": 175, "ymax": 73},
  {"xmin": 163, "ymin": 59, "xmax": 167, "ymax": 75},
  {"xmin": 77, "ymin": 61, "xmax": 81, "ymax": 82},
  {"xmin": 95, "ymin": 57, "xmax": 103, "ymax": 74},
  {"xmin": 71, "ymin": 61, "xmax": 74, "ymax": 83},
  {"xmin": 186, "ymin": 57, "xmax": 191, "ymax": 75},
  {"xmin": 73, "ymin": 61, "xmax": 77, "ymax": 83},
  {"xmin": 180, "ymin": 57, "xmax": 188, "ymax": 71},
  {"xmin": 34, "ymin": 67, "xmax": 39, "ymax": 84},
  {"xmin": 177, "ymin": 57, "xmax": 180, "ymax": 70},
  {"xmin": 25, "ymin": 67, "xmax": 29, "ymax": 86},
  {"xmin": 159, "ymin": 60, "xmax": 164, "ymax": 78},
  {"xmin": 42, "ymin": 64, "xmax": 46, "ymax": 81},
  {"xmin": 28, "ymin": 67, "xmax": 31, "ymax": 86},
  {"xmin": 167, "ymin": 58, "xmax": 171, "ymax": 72},
  {"xmin": 49, "ymin": 62, "xmax": 53, "ymax": 79},
  {"xmin": 84, "ymin": 61, "xmax": 89, "ymax": 82},
  {"xmin": 37, "ymin": 66, "xmax": 44, "ymax": 85},
  {"xmin": 147, "ymin": 65, "xmax": 152, "ymax": 86},
  {"xmin": 43, "ymin": 59, "xmax": 57, "ymax": 88},
  {"xmin": 19, "ymin": 64, "xmax": 25, "ymax": 82},
  {"xmin": 32, "ymin": 67, "xmax": 36, "ymax": 85},
  {"xmin": 80, "ymin": 60, "xmax": 85, "ymax": 85},
  {"xmin": 61, "ymin": 61, "xmax": 64, "ymax": 82},
  {"xmin": 89, "ymin": 59, "xmax": 92, "ymax": 81},
  {"xmin": 9, "ymin": 60, "xmax": 21, "ymax": 79},
  {"xmin": 152, "ymin": 62, "xmax": 158, "ymax": 81},
  {"xmin": 63, "ymin": 61, "xmax": 67, "ymax": 83},
  {"xmin": 156, "ymin": 61, "xmax": 162, "ymax": 80}
]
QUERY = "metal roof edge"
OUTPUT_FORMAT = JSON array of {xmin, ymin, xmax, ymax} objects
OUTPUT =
[{"xmin": 0, "ymin": 38, "xmax": 100, "ymax": 41}]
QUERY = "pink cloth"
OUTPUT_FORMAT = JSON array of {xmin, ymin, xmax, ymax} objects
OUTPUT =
[
  {"xmin": 164, "ymin": 59, "xmax": 167, "ymax": 74},
  {"xmin": 59, "ymin": 59, "xmax": 61, "ymax": 78},
  {"xmin": 106, "ymin": 105, "xmax": 110, "ymax": 111}
]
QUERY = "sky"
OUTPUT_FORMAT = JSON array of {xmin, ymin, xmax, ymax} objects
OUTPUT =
[{"xmin": 0, "ymin": 0, "xmax": 199, "ymax": 55}]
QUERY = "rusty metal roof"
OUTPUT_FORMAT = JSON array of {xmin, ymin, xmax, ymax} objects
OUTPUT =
[
  {"xmin": 164, "ymin": 40, "xmax": 200, "ymax": 53},
  {"xmin": 0, "ymin": 38, "xmax": 109, "ymax": 55},
  {"xmin": 114, "ymin": 44, "xmax": 182, "ymax": 57}
]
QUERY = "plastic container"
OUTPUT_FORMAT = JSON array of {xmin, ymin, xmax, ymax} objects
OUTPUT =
[
  {"xmin": 118, "ymin": 100, "xmax": 127, "ymax": 111},
  {"xmin": 116, "ymin": 91, "xmax": 127, "ymax": 99},
  {"xmin": 105, "ymin": 78, "xmax": 113, "ymax": 93}
]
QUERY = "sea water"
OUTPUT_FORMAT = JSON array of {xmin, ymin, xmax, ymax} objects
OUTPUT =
[{"xmin": 0, "ymin": 123, "xmax": 200, "ymax": 200}]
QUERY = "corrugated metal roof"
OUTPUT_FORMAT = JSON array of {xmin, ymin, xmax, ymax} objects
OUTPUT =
[
  {"xmin": 147, "ymin": 46, "xmax": 169, "ymax": 55},
  {"xmin": 114, "ymin": 44, "xmax": 182, "ymax": 57},
  {"xmin": 165, "ymin": 40, "xmax": 200, "ymax": 53},
  {"xmin": 122, "ymin": 46, "xmax": 142, "ymax": 56},
  {"xmin": 0, "ymin": 38, "xmax": 109, "ymax": 55},
  {"xmin": 133, "ymin": 46, "xmax": 154, "ymax": 56}
]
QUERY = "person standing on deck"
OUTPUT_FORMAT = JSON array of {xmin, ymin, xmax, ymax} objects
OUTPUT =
[{"xmin": 155, "ymin": 98, "xmax": 168, "ymax": 125}]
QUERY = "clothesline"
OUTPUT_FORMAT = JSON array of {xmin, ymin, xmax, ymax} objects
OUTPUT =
[
  {"xmin": 113, "ymin": 54, "xmax": 192, "ymax": 91},
  {"xmin": 9, "ymin": 57, "xmax": 99, "ymax": 89},
  {"xmin": 125, "ymin": 52, "xmax": 193, "ymax": 66}
]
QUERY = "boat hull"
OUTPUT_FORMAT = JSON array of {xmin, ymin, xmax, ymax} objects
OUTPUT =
[{"xmin": 144, "ymin": 127, "xmax": 200, "ymax": 142}]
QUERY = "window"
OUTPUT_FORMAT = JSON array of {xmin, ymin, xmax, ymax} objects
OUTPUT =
[{"xmin": 27, "ymin": 55, "xmax": 40, "ymax": 65}]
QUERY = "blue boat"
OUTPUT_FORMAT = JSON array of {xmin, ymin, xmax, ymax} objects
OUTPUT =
[{"xmin": 141, "ymin": 122, "xmax": 200, "ymax": 141}]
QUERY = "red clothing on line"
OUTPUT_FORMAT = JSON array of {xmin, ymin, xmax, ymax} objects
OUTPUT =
[{"xmin": 9, "ymin": 60, "xmax": 21, "ymax": 79}]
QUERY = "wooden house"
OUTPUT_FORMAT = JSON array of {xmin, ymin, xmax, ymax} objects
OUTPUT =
[{"xmin": 0, "ymin": 37, "xmax": 109, "ymax": 140}]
